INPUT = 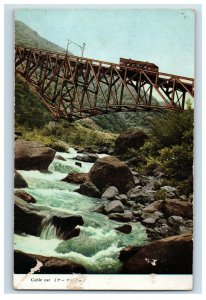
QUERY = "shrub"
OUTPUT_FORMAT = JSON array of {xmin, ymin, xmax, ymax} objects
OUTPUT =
[{"xmin": 158, "ymin": 142, "xmax": 193, "ymax": 180}]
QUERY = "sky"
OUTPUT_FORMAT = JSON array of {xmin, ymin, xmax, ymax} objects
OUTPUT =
[{"xmin": 15, "ymin": 9, "xmax": 195, "ymax": 77}]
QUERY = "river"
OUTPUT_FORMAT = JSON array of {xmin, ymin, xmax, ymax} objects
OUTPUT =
[{"xmin": 14, "ymin": 148, "xmax": 147, "ymax": 274}]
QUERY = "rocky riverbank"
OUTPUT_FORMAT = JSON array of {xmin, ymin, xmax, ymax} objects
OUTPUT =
[{"xmin": 14, "ymin": 134, "xmax": 193, "ymax": 274}]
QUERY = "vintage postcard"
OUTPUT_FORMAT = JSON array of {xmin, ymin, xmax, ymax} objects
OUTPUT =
[{"xmin": 13, "ymin": 8, "xmax": 194, "ymax": 290}]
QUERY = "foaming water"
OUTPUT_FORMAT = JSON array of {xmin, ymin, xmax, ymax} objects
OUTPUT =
[{"xmin": 14, "ymin": 148, "xmax": 148, "ymax": 273}]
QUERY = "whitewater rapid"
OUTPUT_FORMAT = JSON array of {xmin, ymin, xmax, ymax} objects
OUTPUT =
[{"xmin": 14, "ymin": 148, "xmax": 147, "ymax": 273}]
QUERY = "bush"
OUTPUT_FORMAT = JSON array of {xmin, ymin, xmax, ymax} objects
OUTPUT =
[
  {"xmin": 146, "ymin": 109, "xmax": 194, "ymax": 154},
  {"xmin": 158, "ymin": 142, "xmax": 193, "ymax": 180}
]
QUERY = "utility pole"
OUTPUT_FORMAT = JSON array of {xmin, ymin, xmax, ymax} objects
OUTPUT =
[{"xmin": 66, "ymin": 39, "xmax": 86, "ymax": 57}]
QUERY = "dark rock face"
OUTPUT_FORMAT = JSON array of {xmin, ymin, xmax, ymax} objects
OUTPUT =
[
  {"xmin": 89, "ymin": 156, "xmax": 135, "ymax": 194},
  {"xmin": 75, "ymin": 182, "xmax": 101, "ymax": 198},
  {"xmin": 120, "ymin": 234, "xmax": 193, "ymax": 274},
  {"xmin": 119, "ymin": 246, "xmax": 140, "ymax": 261},
  {"xmin": 15, "ymin": 139, "xmax": 55, "ymax": 171},
  {"xmin": 75, "ymin": 162, "xmax": 82, "ymax": 168},
  {"xmin": 14, "ymin": 197, "xmax": 44, "ymax": 236},
  {"xmin": 160, "ymin": 199, "xmax": 193, "ymax": 219},
  {"xmin": 51, "ymin": 213, "xmax": 84, "ymax": 240},
  {"xmin": 115, "ymin": 224, "xmax": 132, "ymax": 234},
  {"xmin": 114, "ymin": 130, "xmax": 148, "ymax": 155},
  {"xmin": 14, "ymin": 197, "xmax": 84, "ymax": 240},
  {"xmin": 14, "ymin": 251, "xmax": 86, "ymax": 274},
  {"xmin": 62, "ymin": 173, "xmax": 90, "ymax": 184},
  {"xmin": 14, "ymin": 170, "xmax": 28, "ymax": 188},
  {"xmin": 14, "ymin": 190, "xmax": 36, "ymax": 203}
]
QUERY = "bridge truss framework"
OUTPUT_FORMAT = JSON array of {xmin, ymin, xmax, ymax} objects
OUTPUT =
[{"xmin": 15, "ymin": 46, "xmax": 194, "ymax": 121}]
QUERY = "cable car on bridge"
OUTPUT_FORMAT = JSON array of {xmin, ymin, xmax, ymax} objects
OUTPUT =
[{"xmin": 120, "ymin": 57, "xmax": 159, "ymax": 72}]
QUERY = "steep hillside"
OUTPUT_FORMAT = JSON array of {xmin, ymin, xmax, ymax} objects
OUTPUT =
[
  {"xmin": 15, "ymin": 20, "xmax": 71, "ymax": 54},
  {"xmin": 78, "ymin": 111, "xmax": 163, "ymax": 133}
]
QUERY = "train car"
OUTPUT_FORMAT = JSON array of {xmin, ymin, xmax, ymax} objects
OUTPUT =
[{"xmin": 120, "ymin": 58, "xmax": 159, "ymax": 72}]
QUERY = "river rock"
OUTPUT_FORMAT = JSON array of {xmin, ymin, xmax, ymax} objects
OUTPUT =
[
  {"xmin": 133, "ymin": 176, "xmax": 140, "ymax": 185},
  {"xmin": 160, "ymin": 199, "xmax": 193, "ymax": 219},
  {"xmin": 127, "ymin": 187, "xmax": 154, "ymax": 204},
  {"xmin": 142, "ymin": 217, "xmax": 157, "ymax": 225},
  {"xmin": 168, "ymin": 215, "xmax": 184, "ymax": 227},
  {"xmin": 90, "ymin": 204, "xmax": 106, "ymax": 214},
  {"xmin": 62, "ymin": 173, "xmax": 90, "ymax": 184},
  {"xmin": 108, "ymin": 211, "xmax": 133, "ymax": 222},
  {"xmin": 114, "ymin": 130, "xmax": 148, "ymax": 155},
  {"xmin": 160, "ymin": 186, "xmax": 178, "ymax": 197},
  {"xmin": 115, "ymin": 194, "xmax": 128, "ymax": 205},
  {"xmin": 89, "ymin": 156, "xmax": 135, "ymax": 194},
  {"xmin": 15, "ymin": 139, "xmax": 56, "ymax": 171},
  {"xmin": 14, "ymin": 250, "xmax": 86, "ymax": 274},
  {"xmin": 14, "ymin": 190, "xmax": 36, "ymax": 203},
  {"xmin": 142, "ymin": 200, "xmax": 163, "ymax": 213},
  {"xmin": 75, "ymin": 162, "xmax": 82, "ymax": 168},
  {"xmin": 115, "ymin": 224, "xmax": 132, "ymax": 234},
  {"xmin": 14, "ymin": 170, "xmax": 28, "ymax": 188},
  {"xmin": 75, "ymin": 182, "xmax": 101, "ymax": 198},
  {"xmin": 120, "ymin": 233, "xmax": 193, "ymax": 274},
  {"xmin": 83, "ymin": 146, "xmax": 98, "ymax": 154},
  {"xmin": 101, "ymin": 186, "xmax": 119, "ymax": 200},
  {"xmin": 127, "ymin": 185, "xmax": 142, "ymax": 199},
  {"xmin": 75, "ymin": 154, "xmax": 98, "ymax": 163},
  {"xmin": 104, "ymin": 200, "xmax": 124, "ymax": 214},
  {"xmin": 55, "ymin": 155, "xmax": 66, "ymax": 161}
]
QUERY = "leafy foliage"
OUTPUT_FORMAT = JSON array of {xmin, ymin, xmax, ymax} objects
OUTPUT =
[
  {"xmin": 140, "ymin": 109, "xmax": 194, "ymax": 180},
  {"xmin": 145, "ymin": 109, "xmax": 194, "ymax": 154}
]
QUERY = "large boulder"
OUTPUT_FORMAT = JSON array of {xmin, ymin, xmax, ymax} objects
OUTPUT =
[
  {"xmin": 89, "ymin": 156, "xmax": 135, "ymax": 194},
  {"xmin": 120, "ymin": 233, "xmax": 193, "ymax": 274},
  {"xmin": 114, "ymin": 130, "xmax": 148, "ymax": 155},
  {"xmin": 15, "ymin": 139, "xmax": 56, "ymax": 171},
  {"xmin": 14, "ymin": 197, "xmax": 44, "ymax": 236},
  {"xmin": 14, "ymin": 170, "xmax": 28, "ymax": 188},
  {"xmin": 62, "ymin": 173, "xmax": 90, "ymax": 184},
  {"xmin": 14, "ymin": 251, "xmax": 86, "ymax": 274},
  {"xmin": 160, "ymin": 199, "xmax": 193, "ymax": 219}
]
